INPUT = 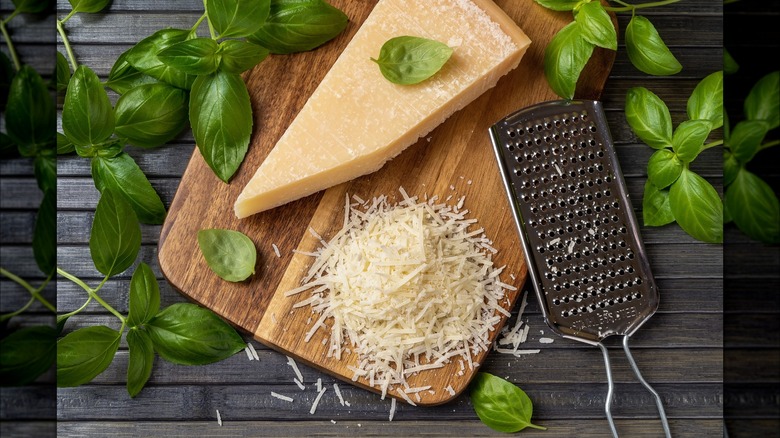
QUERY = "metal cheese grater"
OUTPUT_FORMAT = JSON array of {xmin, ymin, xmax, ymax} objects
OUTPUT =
[{"xmin": 489, "ymin": 100, "xmax": 671, "ymax": 438}]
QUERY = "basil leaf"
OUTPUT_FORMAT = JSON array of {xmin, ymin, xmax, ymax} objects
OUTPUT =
[
  {"xmin": 723, "ymin": 150, "xmax": 739, "ymax": 187},
  {"xmin": 687, "ymin": 71, "xmax": 723, "ymax": 130},
  {"xmin": 189, "ymin": 71, "xmax": 253, "ymax": 182},
  {"xmin": 725, "ymin": 168, "xmax": 780, "ymax": 244},
  {"xmin": 728, "ymin": 120, "xmax": 769, "ymax": 164},
  {"xmin": 126, "ymin": 329, "xmax": 155, "ymax": 397},
  {"xmin": 68, "ymin": 0, "xmax": 110, "ymax": 13},
  {"xmin": 469, "ymin": 372, "xmax": 546, "ymax": 433},
  {"xmin": 57, "ymin": 326, "xmax": 121, "ymax": 387},
  {"xmin": 89, "ymin": 188, "xmax": 142, "ymax": 277},
  {"xmin": 146, "ymin": 303, "xmax": 245, "ymax": 365},
  {"xmin": 158, "ymin": 38, "xmax": 221, "ymax": 76},
  {"xmin": 625, "ymin": 15, "xmax": 681, "ymax": 76},
  {"xmin": 62, "ymin": 65, "xmax": 114, "ymax": 147},
  {"xmin": 5, "ymin": 65, "xmax": 56, "ymax": 148},
  {"xmin": 248, "ymin": 0, "xmax": 348, "ymax": 54},
  {"xmin": 371, "ymin": 36, "xmax": 453, "ymax": 85},
  {"xmin": 625, "ymin": 87, "xmax": 673, "ymax": 149},
  {"xmin": 0, "ymin": 326, "xmax": 56, "ymax": 386},
  {"xmin": 13, "ymin": 0, "xmax": 51, "ymax": 13},
  {"xmin": 128, "ymin": 262, "xmax": 161, "ymax": 327},
  {"xmin": 744, "ymin": 71, "xmax": 779, "ymax": 129},
  {"xmin": 672, "ymin": 119, "xmax": 711, "ymax": 163},
  {"xmin": 723, "ymin": 48, "xmax": 739, "ymax": 75},
  {"xmin": 207, "ymin": 0, "xmax": 270, "ymax": 39},
  {"xmin": 91, "ymin": 153, "xmax": 167, "ymax": 224},
  {"xmin": 533, "ymin": 0, "xmax": 581, "ymax": 11},
  {"xmin": 218, "ymin": 40, "xmax": 269, "ymax": 74},
  {"xmin": 574, "ymin": 1, "xmax": 616, "ymax": 50},
  {"xmin": 76, "ymin": 139, "xmax": 123, "ymax": 159},
  {"xmin": 647, "ymin": 149, "xmax": 682, "ymax": 189},
  {"xmin": 643, "ymin": 180, "xmax": 675, "ymax": 227},
  {"xmin": 57, "ymin": 132, "xmax": 75, "ymax": 155},
  {"xmin": 33, "ymin": 189, "xmax": 57, "ymax": 276},
  {"xmin": 106, "ymin": 50, "xmax": 160, "ymax": 95},
  {"xmin": 125, "ymin": 29, "xmax": 197, "ymax": 90},
  {"xmin": 197, "ymin": 229, "xmax": 257, "ymax": 282},
  {"xmin": 56, "ymin": 51, "xmax": 71, "ymax": 93},
  {"xmin": 544, "ymin": 21, "xmax": 594, "ymax": 100},
  {"xmin": 57, "ymin": 316, "xmax": 69, "ymax": 336},
  {"xmin": 114, "ymin": 83, "xmax": 188, "ymax": 149},
  {"xmin": 34, "ymin": 151, "xmax": 57, "ymax": 193},
  {"xmin": 668, "ymin": 168, "xmax": 723, "ymax": 243}
]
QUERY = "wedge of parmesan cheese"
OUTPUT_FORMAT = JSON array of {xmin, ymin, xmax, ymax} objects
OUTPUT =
[{"xmin": 234, "ymin": 0, "xmax": 530, "ymax": 218}]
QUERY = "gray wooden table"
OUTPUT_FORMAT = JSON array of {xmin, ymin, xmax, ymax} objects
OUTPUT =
[{"xmin": 1, "ymin": 0, "xmax": 775, "ymax": 436}]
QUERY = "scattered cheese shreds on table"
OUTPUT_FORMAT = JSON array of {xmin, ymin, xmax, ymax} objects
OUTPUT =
[
  {"xmin": 286, "ymin": 188, "xmax": 516, "ymax": 396},
  {"xmin": 271, "ymin": 391, "xmax": 294, "ymax": 402},
  {"xmin": 216, "ymin": 409, "xmax": 222, "ymax": 426}
]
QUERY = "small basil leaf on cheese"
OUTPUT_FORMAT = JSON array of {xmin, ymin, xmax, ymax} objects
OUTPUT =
[
  {"xmin": 218, "ymin": 40, "xmax": 269, "ymax": 74},
  {"xmin": 371, "ymin": 36, "xmax": 453, "ymax": 85},
  {"xmin": 114, "ymin": 83, "xmax": 189, "ymax": 149},
  {"xmin": 157, "ymin": 38, "xmax": 221, "ymax": 76},
  {"xmin": 197, "ymin": 229, "xmax": 257, "ymax": 282},
  {"xmin": 625, "ymin": 15, "xmax": 681, "ymax": 76},
  {"xmin": 248, "ymin": 0, "xmax": 348, "ymax": 54}
]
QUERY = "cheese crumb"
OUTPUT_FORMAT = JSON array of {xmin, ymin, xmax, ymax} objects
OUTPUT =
[
  {"xmin": 286, "ymin": 356, "xmax": 304, "ymax": 383},
  {"xmin": 216, "ymin": 409, "xmax": 222, "ymax": 426},
  {"xmin": 272, "ymin": 243, "xmax": 281, "ymax": 258},
  {"xmin": 247, "ymin": 342, "xmax": 259, "ymax": 361},
  {"xmin": 310, "ymin": 387, "xmax": 327, "ymax": 414},
  {"xmin": 539, "ymin": 337, "xmax": 555, "ymax": 344},
  {"xmin": 271, "ymin": 392, "xmax": 294, "ymax": 402}
]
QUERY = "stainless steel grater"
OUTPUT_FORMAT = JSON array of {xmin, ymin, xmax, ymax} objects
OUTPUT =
[{"xmin": 489, "ymin": 100, "xmax": 671, "ymax": 438}]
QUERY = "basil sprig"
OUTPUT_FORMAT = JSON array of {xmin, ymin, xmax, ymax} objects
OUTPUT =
[
  {"xmin": 536, "ymin": 0, "xmax": 682, "ymax": 99},
  {"xmin": 371, "ymin": 36, "xmax": 453, "ymax": 85},
  {"xmin": 469, "ymin": 372, "xmax": 546, "ymax": 433},
  {"xmin": 626, "ymin": 71, "xmax": 724, "ymax": 243}
]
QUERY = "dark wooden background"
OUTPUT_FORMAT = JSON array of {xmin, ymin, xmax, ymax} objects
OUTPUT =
[{"xmin": 0, "ymin": 0, "xmax": 774, "ymax": 436}]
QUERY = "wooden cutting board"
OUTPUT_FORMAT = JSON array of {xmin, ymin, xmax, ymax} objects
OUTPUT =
[{"xmin": 158, "ymin": 0, "xmax": 614, "ymax": 405}]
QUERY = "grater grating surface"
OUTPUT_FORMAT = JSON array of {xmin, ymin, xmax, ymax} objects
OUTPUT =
[{"xmin": 490, "ymin": 100, "xmax": 670, "ymax": 437}]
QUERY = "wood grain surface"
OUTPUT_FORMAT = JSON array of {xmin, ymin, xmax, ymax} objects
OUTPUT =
[{"xmin": 156, "ymin": 0, "xmax": 615, "ymax": 405}]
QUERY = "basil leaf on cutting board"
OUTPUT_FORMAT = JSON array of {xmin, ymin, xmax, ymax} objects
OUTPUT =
[
  {"xmin": 91, "ymin": 152, "xmax": 167, "ymax": 224},
  {"xmin": 625, "ymin": 87, "xmax": 673, "ymax": 150},
  {"xmin": 197, "ymin": 229, "xmax": 257, "ymax": 282},
  {"xmin": 62, "ymin": 65, "xmax": 115, "ymax": 147},
  {"xmin": 469, "ymin": 372, "xmax": 546, "ymax": 433},
  {"xmin": 248, "ymin": 0, "xmax": 348, "ymax": 54},
  {"xmin": 643, "ymin": 180, "xmax": 675, "ymax": 227},
  {"xmin": 672, "ymin": 119, "xmax": 712, "ymax": 163},
  {"xmin": 668, "ymin": 168, "xmax": 723, "ymax": 243},
  {"xmin": 57, "ymin": 325, "xmax": 121, "ymax": 387},
  {"xmin": 126, "ymin": 328, "xmax": 155, "ymax": 397},
  {"xmin": 89, "ymin": 188, "xmax": 142, "ymax": 277},
  {"xmin": 724, "ymin": 168, "xmax": 780, "ymax": 244},
  {"xmin": 206, "ymin": 0, "xmax": 270, "ymax": 39},
  {"xmin": 128, "ymin": 262, "xmax": 161, "ymax": 327},
  {"xmin": 218, "ymin": 40, "xmax": 269, "ymax": 74},
  {"xmin": 0, "ymin": 326, "xmax": 57, "ymax": 386},
  {"xmin": 371, "ymin": 36, "xmax": 453, "ymax": 85},
  {"xmin": 687, "ymin": 70, "xmax": 723, "ymax": 130},
  {"xmin": 574, "ymin": 1, "xmax": 616, "ymax": 50},
  {"xmin": 189, "ymin": 70, "xmax": 253, "ymax": 183},
  {"xmin": 158, "ymin": 38, "xmax": 221, "ymax": 76},
  {"xmin": 146, "ymin": 303, "xmax": 245, "ymax": 365},
  {"xmin": 114, "ymin": 83, "xmax": 189, "ymax": 149},
  {"xmin": 544, "ymin": 21, "xmax": 594, "ymax": 100},
  {"xmin": 625, "ymin": 15, "xmax": 681, "ymax": 76}
]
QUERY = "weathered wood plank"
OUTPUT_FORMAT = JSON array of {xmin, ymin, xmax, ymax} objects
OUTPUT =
[
  {"xmin": 0, "ymin": 422, "xmax": 57, "ymax": 438},
  {"xmin": 0, "ymin": 281, "xmax": 56, "ymax": 313},
  {"xmin": 0, "ymin": 178, "xmax": 42, "ymax": 209},
  {"xmin": 0, "ymin": 211, "xmax": 36, "ymax": 243},
  {"xmin": 0, "ymin": 386, "xmax": 56, "ymax": 420}
]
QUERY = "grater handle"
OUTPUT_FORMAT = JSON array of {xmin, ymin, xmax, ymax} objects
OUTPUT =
[{"xmin": 598, "ymin": 338, "xmax": 672, "ymax": 438}]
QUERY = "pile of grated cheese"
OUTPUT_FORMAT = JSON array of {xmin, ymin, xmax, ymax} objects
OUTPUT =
[{"xmin": 286, "ymin": 188, "xmax": 516, "ymax": 398}]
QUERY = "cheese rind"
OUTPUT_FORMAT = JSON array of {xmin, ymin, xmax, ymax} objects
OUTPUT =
[{"xmin": 235, "ymin": 0, "xmax": 531, "ymax": 218}]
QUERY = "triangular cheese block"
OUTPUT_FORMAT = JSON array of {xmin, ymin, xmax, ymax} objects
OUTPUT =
[{"xmin": 235, "ymin": 0, "xmax": 531, "ymax": 218}]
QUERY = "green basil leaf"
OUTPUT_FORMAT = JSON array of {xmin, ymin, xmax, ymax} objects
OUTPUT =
[
  {"xmin": 469, "ymin": 372, "xmax": 546, "ymax": 433},
  {"xmin": 625, "ymin": 15, "xmax": 681, "ymax": 76},
  {"xmin": 647, "ymin": 149, "xmax": 682, "ymax": 189},
  {"xmin": 68, "ymin": 0, "xmax": 110, "ymax": 13},
  {"xmin": 146, "ymin": 303, "xmax": 245, "ymax": 365},
  {"xmin": 126, "ymin": 329, "xmax": 155, "ymax": 397},
  {"xmin": 218, "ymin": 40, "xmax": 269, "ymax": 74},
  {"xmin": 687, "ymin": 71, "xmax": 723, "ymax": 130},
  {"xmin": 33, "ymin": 151, "xmax": 56, "ymax": 193},
  {"xmin": 125, "ymin": 29, "xmax": 197, "ymax": 90},
  {"xmin": 728, "ymin": 120, "xmax": 769, "ymax": 164},
  {"xmin": 248, "ymin": 0, "xmax": 348, "ymax": 54},
  {"xmin": 91, "ymin": 153, "xmax": 167, "ymax": 224},
  {"xmin": 371, "ymin": 36, "xmax": 453, "ymax": 85},
  {"xmin": 723, "ymin": 150, "xmax": 739, "ymax": 187},
  {"xmin": 207, "ymin": 0, "xmax": 270, "ymax": 39},
  {"xmin": 56, "ymin": 51, "xmax": 71, "ymax": 93},
  {"xmin": 744, "ymin": 71, "xmax": 779, "ymax": 129},
  {"xmin": 0, "ymin": 326, "xmax": 56, "ymax": 386},
  {"xmin": 544, "ymin": 21, "xmax": 594, "ymax": 100},
  {"xmin": 574, "ymin": 1, "xmax": 616, "ymax": 50},
  {"xmin": 57, "ymin": 326, "xmax": 121, "ymax": 387},
  {"xmin": 723, "ymin": 199, "xmax": 732, "ymax": 224},
  {"xmin": 5, "ymin": 65, "xmax": 56, "ymax": 148},
  {"xmin": 12, "ymin": 0, "xmax": 51, "ymax": 13},
  {"xmin": 189, "ymin": 71, "xmax": 253, "ymax": 182},
  {"xmin": 723, "ymin": 48, "xmax": 738, "ymax": 75},
  {"xmin": 533, "ymin": 0, "xmax": 581, "ymax": 11},
  {"xmin": 75, "ymin": 139, "xmax": 123, "ymax": 159},
  {"xmin": 33, "ymin": 189, "xmax": 57, "ymax": 276},
  {"xmin": 723, "ymin": 110, "xmax": 730, "ymax": 142},
  {"xmin": 56, "ymin": 316, "xmax": 69, "ymax": 336},
  {"xmin": 128, "ymin": 263, "xmax": 161, "ymax": 327},
  {"xmin": 62, "ymin": 65, "xmax": 114, "ymax": 147},
  {"xmin": 197, "ymin": 229, "xmax": 257, "ymax": 282},
  {"xmin": 625, "ymin": 87, "xmax": 673, "ymax": 149},
  {"xmin": 114, "ymin": 83, "xmax": 188, "ymax": 149},
  {"xmin": 0, "ymin": 133, "xmax": 18, "ymax": 159},
  {"xmin": 106, "ymin": 50, "xmax": 160, "ymax": 95},
  {"xmin": 668, "ymin": 168, "xmax": 723, "ymax": 243},
  {"xmin": 725, "ymin": 168, "xmax": 780, "ymax": 244},
  {"xmin": 158, "ymin": 38, "xmax": 221, "ymax": 76},
  {"xmin": 643, "ymin": 180, "xmax": 675, "ymax": 227},
  {"xmin": 672, "ymin": 119, "xmax": 712, "ymax": 163},
  {"xmin": 89, "ymin": 188, "xmax": 142, "ymax": 277}
]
